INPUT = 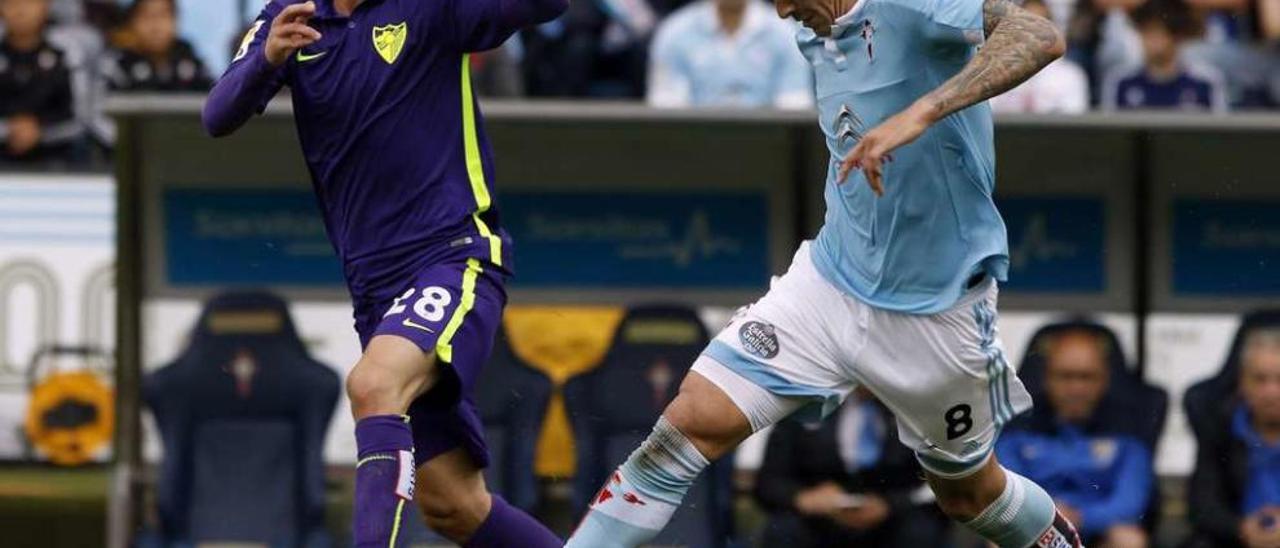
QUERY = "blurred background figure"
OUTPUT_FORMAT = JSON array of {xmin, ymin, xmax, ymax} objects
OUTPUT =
[
  {"xmin": 753, "ymin": 390, "xmax": 949, "ymax": 548},
  {"xmin": 1188, "ymin": 328, "xmax": 1280, "ymax": 548},
  {"xmin": 0, "ymin": 0, "xmax": 87, "ymax": 165},
  {"xmin": 991, "ymin": 0, "xmax": 1090, "ymax": 114},
  {"xmin": 999, "ymin": 327, "xmax": 1155, "ymax": 548},
  {"xmin": 646, "ymin": 0, "xmax": 811, "ymax": 109},
  {"xmin": 101, "ymin": 0, "xmax": 210, "ymax": 93},
  {"xmin": 1104, "ymin": 0, "xmax": 1228, "ymax": 113},
  {"xmin": 1181, "ymin": 0, "xmax": 1280, "ymax": 107}
]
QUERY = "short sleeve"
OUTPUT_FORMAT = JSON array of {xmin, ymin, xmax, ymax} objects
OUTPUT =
[
  {"xmin": 646, "ymin": 20, "xmax": 693, "ymax": 108},
  {"xmin": 922, "ymin": 0, "xmax": 986, "ymax": 46}
]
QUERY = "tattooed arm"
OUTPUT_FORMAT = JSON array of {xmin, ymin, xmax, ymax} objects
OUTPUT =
[
  {"xmin": 837, "ymin": 0, "xmax": 1065, "ymax": 195},
  {"xmin": 923, "ymin": 0, "xmax": 1067, "ymax": 119}
]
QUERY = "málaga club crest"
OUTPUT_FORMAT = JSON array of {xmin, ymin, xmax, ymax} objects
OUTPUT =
[{"xmin": 372, "ymin": 22, "xmax": 407, "ymax": 64}]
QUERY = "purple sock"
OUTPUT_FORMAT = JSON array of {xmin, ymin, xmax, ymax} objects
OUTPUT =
[
  {"xmin": 464, "ymin": 495, "xmax": 561, "ymax": 548},
  {"xmin": 353, "ymin": 415, "xmax": 415, "ymax": 548}
]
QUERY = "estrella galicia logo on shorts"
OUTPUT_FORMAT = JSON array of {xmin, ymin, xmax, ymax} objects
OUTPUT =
[{"xmin": 739, "ymin": 321, "xmax": 780, "ymax": 359}]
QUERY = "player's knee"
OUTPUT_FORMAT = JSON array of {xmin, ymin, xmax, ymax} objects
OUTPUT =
[
  {"xmin": 346, "ymin": 358, "xmax": 428, "ymax": 417},
  {"xmin": 927, "ymin": 457, "xmax": 1005, "ymax": 522},
  {"xmin": 662, "ymin": 375, "xmax": 751, "ymax": 460},
  {"xmin": 418, "ymin": 489, "xmax": 489, "ymax": 541}
]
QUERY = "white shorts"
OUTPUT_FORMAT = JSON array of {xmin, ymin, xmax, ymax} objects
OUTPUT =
[{"xmin": 694, "ymin": 242, "xmax": 1032, "ymax": 479}]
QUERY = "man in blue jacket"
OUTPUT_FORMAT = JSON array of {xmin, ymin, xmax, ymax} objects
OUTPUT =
[{"xmin": 998, "ymin": 328, "xmax": 1153, "ymax": 548}]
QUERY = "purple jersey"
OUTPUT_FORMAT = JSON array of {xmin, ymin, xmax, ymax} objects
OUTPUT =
[{"xmin": 203, "ymin": 0, "xmax": 565, "ymax": 302}]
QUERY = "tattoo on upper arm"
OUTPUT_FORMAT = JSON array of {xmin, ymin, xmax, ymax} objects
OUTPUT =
[
  {"xmin": 925, "ymin": 0, "xmax": 1064, "ymax": 117},
  {"xmin": 982, "ymin": 0, "xmax": 1011, "ymax": 38}
]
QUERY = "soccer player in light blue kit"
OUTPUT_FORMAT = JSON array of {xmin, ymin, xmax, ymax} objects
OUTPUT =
[{"xmin": 568, "ymin": 0, "xmax": 1084, "ymax": 546}]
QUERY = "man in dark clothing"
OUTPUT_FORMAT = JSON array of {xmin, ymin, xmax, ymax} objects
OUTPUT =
[
  {"xmin": 0, "ymin": 0, "xmax": 86, "ymax": 163},
  {"xmin": 753, "ymin": 391, "xmax": 949, "ymax": 548},
  {"xmin": 102, "ymin": 0, "xmax": 212, "ymax": 92},
  {"xmin": 1190, "ymin": 327, "xmax": 1280, "ymax": 548}
]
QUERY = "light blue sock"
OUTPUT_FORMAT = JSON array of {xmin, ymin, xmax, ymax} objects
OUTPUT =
[
  {"xmin": 566, "ymin": 417, "xmax": 709, "ymax": 548},
  {"xmin": 964, "ymin": 469, "xmax": 1080, "ymax": 548}
]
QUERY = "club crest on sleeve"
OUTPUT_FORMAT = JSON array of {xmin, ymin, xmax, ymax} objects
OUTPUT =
[
  {"xmin": 372, "ymin": 22, "xmax": 408, "ymax": 64},
  {"xmin": 233, "ymin": 20, "xmax": 263, "ymax": 63}
]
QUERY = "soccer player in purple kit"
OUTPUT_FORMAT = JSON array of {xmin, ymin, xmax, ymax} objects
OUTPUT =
[{"xmin": 202, "ymin": 1, "xmax": 566, "ymax": 546}]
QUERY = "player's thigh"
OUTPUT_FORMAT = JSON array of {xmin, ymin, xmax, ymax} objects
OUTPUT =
[
  {"xmin": 346, "ymin": 334, "xmax": 440, "ymax": 416},
  {"xmin": 858, "ymin": 281, "xmax": 1032, "ymax": 477},
  {"xmin": 355, "ymin": 258, "xmax": 500, "ymax": 391},
  {"xmin": 414, "ymin": 447, "xmax": 491, "ymax": 533},
  {"xmin": 686, "ymin": 243, "xmax": 857, "ymax": 452}
]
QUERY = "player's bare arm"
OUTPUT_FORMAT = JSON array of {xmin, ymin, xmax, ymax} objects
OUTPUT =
[{"xmin": 838, "ymin": 0, "xmax": 1065, "ymax": 194}]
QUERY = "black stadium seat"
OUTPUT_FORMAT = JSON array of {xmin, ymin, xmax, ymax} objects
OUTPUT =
[
  {"xmin": 1183, "ymin": 309, "xmax": 1280, "ymax": 443},
  {"xmin": 1015, "ymin": 320, "xmax": 1169, "ymax": 449},
  {"xmin": 475, "ymin": 328, "xmax": 555, "ymax": 512},
  {"xmin": 144, "ymin": 291, "xmax": 340, "ymax": 547},
  {"xmin": 565, "ymin": 304, "xmax": 735, "ymax": 548}
]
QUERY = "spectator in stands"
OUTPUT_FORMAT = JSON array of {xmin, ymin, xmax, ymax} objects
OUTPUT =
[
  {"xmin": 522, "ymin": 0, "xmax": 652, "ymax": 98},
  {"xmin": 1103, "ymin": 0, "xmax": 1228, "ymax": 112},
  {"xmin": 992, "ymin": 0, "xmax": 1090, "ymax": 113},
  {"xmin": 0, "ymin": 0, "xmax": 87, "ymax": 163},
  {"xmin": 101, "ymin": 0, "xmax": 211, "ymax": 92},
  {"xmin": 754, "ymin": 390, "xmax": 948, "ymax": 548},
  {"xmin": 997, "ymin": 328, "xmax": 1153, "ymax": 548},
  {"xmin": 1181, "ymin": 0, "xmax": 1278, "ymax": 106},
  {"xmin": 1188, "ymin": 328, "xmax": 1280, "ymax": 548},
  {"xmin": 646, "ymin": 0, "xmax": 811, "ymax": 109},
  {"xmin": 1063, "ymin": 0, "xmax": 1144, "ymax": 104}
]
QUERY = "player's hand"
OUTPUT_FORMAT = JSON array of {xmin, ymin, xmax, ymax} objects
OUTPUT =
[
  {"xmin": 264, "ymin": 1, "xmax": 322, "ymax": 66},
  {"xmin": 837, "ymin": 100, "xmax": 936, "ymax": 196},
  {"xmin": 7, "ymin": 114, "xmax": 41, "ymax": 156}
]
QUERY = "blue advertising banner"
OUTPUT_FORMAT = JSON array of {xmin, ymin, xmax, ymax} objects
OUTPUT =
[
  {"xmin": 1173, "ymin": 199, "xmax": 1280, "ymax": 295},
  {"xmin": 499, "ymin": 191, "xmax": 771, "ymax": 288},
  {"xmin": 997, "ymin": 196, "xmax": 1106, "ymax": 292},
  {"xmin": 164, "ymin": 188, "xmax": 344, "ymax": 286}
]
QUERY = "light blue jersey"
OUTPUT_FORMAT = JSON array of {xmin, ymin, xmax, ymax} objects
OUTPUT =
[{"xmin": 801, "ymin": 0, "xmax": 1010, "ymax": 314}]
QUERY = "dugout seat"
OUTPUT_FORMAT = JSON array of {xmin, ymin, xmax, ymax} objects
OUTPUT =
[
  {"xmin": 565, "ymin": 304, "xmax": 736, "ymax": 548},
  {"xmin": 1183, "ymin": 309, "xmax": 1280, "ymax": 443},
  {"xmin": 1011, "ymin": 319, "xmax": 1169, "ymax": 532},
  {"xmin": 144, "ymin": 291, "xmax": 340, "ymax": 548},
  {"xmin": 474, "ymin": 328, "xmax": 555, "ymax": 511}
]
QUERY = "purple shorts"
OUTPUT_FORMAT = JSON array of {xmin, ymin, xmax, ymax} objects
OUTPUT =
[{"xmin": 354, "ymin": 258, "xmax": 507, "ymax": 469}]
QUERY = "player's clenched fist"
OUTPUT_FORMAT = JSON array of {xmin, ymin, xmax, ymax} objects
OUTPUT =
[{"xmin": 264, "ymin": 1, "xmax": 322, "ymax": 66}]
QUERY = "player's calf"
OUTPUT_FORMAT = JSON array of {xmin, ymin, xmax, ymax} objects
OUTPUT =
[
  {"xmin": 566, "ymin": 371, "xmax": 752, "ymax": 548},
  {"xmin": 348, "ymin": 335, "xmax": 440, "ymax": 547},
  {"xmin": 417, "ymin": 448, "xmax": 562, "ymax": 547},
  {"xmin": 927, "ymin": 457, "xmax": 1082, "ymax": 548}
]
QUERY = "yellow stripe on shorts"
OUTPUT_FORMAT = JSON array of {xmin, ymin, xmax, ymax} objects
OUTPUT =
[
  {"xmin": 436, "ymin": 258, "xmax": 483, "ymax": 364},
  {"xmin": 460, "ymin": 54, "xmax": 503, "ymax": 266}
]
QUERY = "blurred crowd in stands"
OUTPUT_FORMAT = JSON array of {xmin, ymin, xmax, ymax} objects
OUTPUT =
[{"xmin": 1, "ymin": 0, "xmax": 1278, "ymax": 164}]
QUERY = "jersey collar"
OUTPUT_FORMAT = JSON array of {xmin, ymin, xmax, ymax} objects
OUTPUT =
[{"xmin": 829, "ymin": 0, "xmax": 872, "ymax": 38}]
